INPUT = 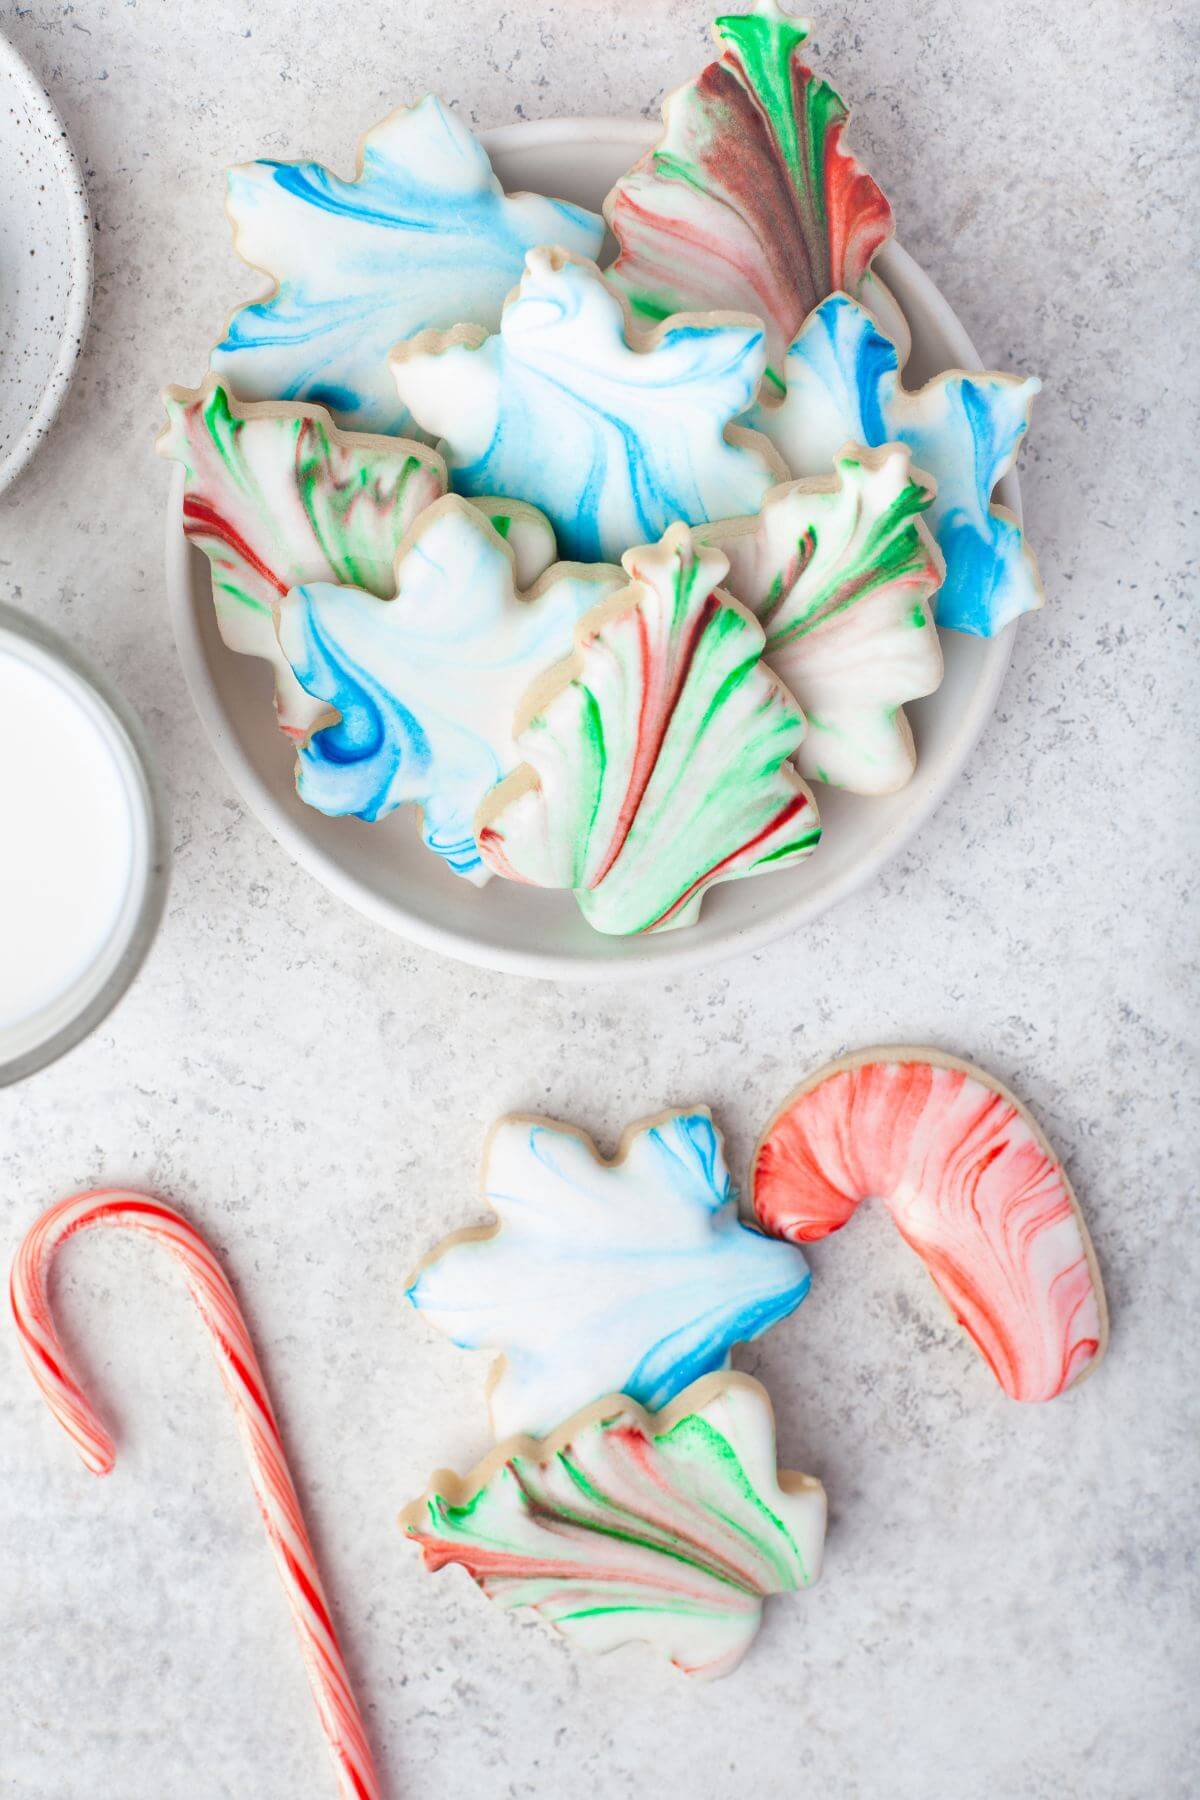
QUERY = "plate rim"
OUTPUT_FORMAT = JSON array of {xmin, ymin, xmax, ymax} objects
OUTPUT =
[
  {"xmin": 0, "ymin": 30, "xmax": 93, "ymax": 493},
  {"xmin": 164, "ymin": 115, "xmax": 1017, "ymax": 985}
]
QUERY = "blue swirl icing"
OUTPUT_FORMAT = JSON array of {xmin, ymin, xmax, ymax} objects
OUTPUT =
[
  {"xmin": 212, "ymin": 97, "xmax": 604, "ymax": 436},
  {"xmin": 749, "ymin": 294, "xmax": 1042, "ymax": 638},
  {"xmin": 406, "ymin": 1108, "xmax": 811, "ymax": 1438},
  {"xmin": 392, "ymin": 250, "xmax": 781, "ymax": 563},
  {"xmin": 278, "ymin": 498, "xmax": 617, "ymax": 883}
]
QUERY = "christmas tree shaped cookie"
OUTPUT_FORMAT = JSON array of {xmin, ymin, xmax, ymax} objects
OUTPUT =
[
  {"xmin": 749, "ymin": 294, "xmax": 1042, "ymax": 637},
  {"xmin": 159, "ymin": 381, "xmax": 560, "ymax": 738},
  {"xmin": 476, "ymin": 524, "xmax": 821, "ymax": 933},
  {"xmin": 697, "ymin": 445, "xmax": 945, "ymax": 792},
  {"xmin": 605, "ymin": 1, "xmax": 895, "ymax": 396},
  {"xmin": 159, "ymin": 381, "xmax": 445, "ymax": 736},
  {"xmin": 401, "ymin": 1371, "xmax": 826, "ymax": 1680}
]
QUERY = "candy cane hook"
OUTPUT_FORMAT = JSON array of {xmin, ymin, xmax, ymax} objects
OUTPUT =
[{"xmin": 10, "ymin": 1189, "xmax": 382, "ymax": 1800}]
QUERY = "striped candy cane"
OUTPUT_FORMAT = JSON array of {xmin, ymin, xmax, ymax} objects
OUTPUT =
[{"xmin": 10, "ymin": 1188, "xmax": 382, "ymax": 1800}]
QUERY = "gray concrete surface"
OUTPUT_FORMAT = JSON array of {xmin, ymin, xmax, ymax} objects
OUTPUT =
[{"xmin": 1, "ymin": 2, "xmax": 1196, "ymax": 1795}]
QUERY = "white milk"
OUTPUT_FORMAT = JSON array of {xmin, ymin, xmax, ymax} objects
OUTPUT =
[{"xmin": 0, "ymin": 624, "xmax": 155, "ymax": 1072}]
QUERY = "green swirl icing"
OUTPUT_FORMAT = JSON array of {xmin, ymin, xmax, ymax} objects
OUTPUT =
[
  {"xmin": 403, "ymin": 1374, "xmax": 825, "ymax": 1679},
  {"xmin": 158, "ymin": 381, "xmax": 446, "ymax": 734},
  {"xmin": 697, "ymin": 447, "xmax": 945, "ymax": 795},
  {"xmin": 477, "ymin": 526, "xmax": 821, "ymax": 936},
  {"xmin": 712, "ymin": 3, "xmax": 815, "ymax": 182},
  {"xmin": 605, "ymin": 0, "xmax": 893, "ymax": 393}
]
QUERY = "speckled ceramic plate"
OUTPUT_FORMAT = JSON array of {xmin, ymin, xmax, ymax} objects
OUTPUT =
[
  {"xmin": 0, "ymin": 33, "xmax": 91, "ymax": 492},
  {"xmin": 165, "ymin": 117, "xmax": 1018, "ymax": 983}
]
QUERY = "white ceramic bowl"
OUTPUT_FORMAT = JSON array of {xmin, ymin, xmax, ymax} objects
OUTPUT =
[
  {"xmin": 165, "ymin": 117, "xmax": 1017, "ymax": 982},
  {"xmin": 0, "ymin": 32, "xmax": 92, "ymax": 492}
]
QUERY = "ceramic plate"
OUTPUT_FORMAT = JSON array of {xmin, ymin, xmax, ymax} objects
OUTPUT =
[
  {"xmin": 0, "ymin": 32, "xmax": 92, "ymax": 492},
  {"xmin": 165, "ymin": 117, "xmax": 1019, "ymax": 983}
]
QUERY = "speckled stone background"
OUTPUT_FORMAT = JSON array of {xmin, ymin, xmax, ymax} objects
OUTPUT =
[{"xmin": 1, "ymin": 2, "xmax": 1197, "ymax": 1795}]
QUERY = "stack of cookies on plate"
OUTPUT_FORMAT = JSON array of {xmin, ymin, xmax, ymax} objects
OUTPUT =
[{"xmin": 160, "ymin": 0, "xmax": 1042, "ymax": 939}]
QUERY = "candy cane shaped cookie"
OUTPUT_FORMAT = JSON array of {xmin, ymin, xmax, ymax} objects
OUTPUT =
[
  {"xmin": 10, "ymin": 1189, "xmax": 381, "ymax": 1800},
  {"xmin": 752, "ymin": 1050, "xmax": 1108, "ymax": 1402}
]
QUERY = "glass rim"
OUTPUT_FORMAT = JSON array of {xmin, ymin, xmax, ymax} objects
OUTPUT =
[{"xmin": 0, "ymin": 600, "xmax": 169, "ymax": 1087}]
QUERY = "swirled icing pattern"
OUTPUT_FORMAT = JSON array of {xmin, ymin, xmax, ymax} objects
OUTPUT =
[
  {"xmin": 407, "ymin": 1110, "xmax": 811, "ymax": 1438},
  {"xmin": 476, "ymin": 526, "xmax": 821, "ymax": 934},
  {"xmin": 697, "ymin": 446, "xmax": 944, "ymax": 793},
  {"xmin": 752, "ymin": 1051, "xmax": 1108, "ymax": 1401},
  {"xmin": 749, "ymin": 294, "xmax": 1042, "ymax": 637},
  {"xmin": 401, "ymin": 1372, "xmax": 826, "ymax": 1679},
  {"xmin": 391, "ymin": 247, "xmax": 782, "ymax": 563},
  {"xmin": 158, "ymin": 381, "xmax": 445, "ymax": 737},
  {"xmin": 212, "ymin": 96, "xmax": 605, "ymax": 436},
  {"xmin": 605, "ymin": 1, "xmax": 893, "ymax": 396},
  {"xmin": 278, "ymin": 496, "xmax": 622, "ymax": 882}
]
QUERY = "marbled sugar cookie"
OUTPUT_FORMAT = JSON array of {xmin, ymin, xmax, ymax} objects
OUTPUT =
[
  {"xmin": 212, "ymin": 97, "xmax": 604, "ymax": 436},
  {"xmin": 749, "ymin": 294, "xmax": 1043, "ymax": 637},
  {"xmin": 407, "ymin": 1109, "xmax": 811, "ymax": 1438},
  {"xmin": 697, "ymin": 445, "xmax": 944, "ymax": 793},
  {"xmin": 753, "ymin": 1048, "xmax": 1108, "ymax": 1402},
  {"xmin": 391, "ymin": 247, "xmax": 786, "ymax": 563},
  {"xmin": 158, "ymin": 381, "xmax": 444, "ymax": 737},
  {"xmin": 476, "ymin": 525, "xmax": 821, "ymax": 935},
  {"xmin": 159, "ymin": 382, "xmax": 559, "ymax": 740},
  {"xmin": 278, "ymin": 496, "xmax": 622, "ymax": 883},
  {"xmin": 605, "ymin": 0, "xmax": 896, "ymax": 396},
  {"xmin": 401, "ymin": 1372, "xmax": 825, "ymax": 1680}
]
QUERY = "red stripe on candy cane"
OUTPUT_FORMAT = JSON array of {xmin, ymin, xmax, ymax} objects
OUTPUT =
[{"xmin": 10, "ymin": 1188, "xmax": 382, "ymax": 1800}]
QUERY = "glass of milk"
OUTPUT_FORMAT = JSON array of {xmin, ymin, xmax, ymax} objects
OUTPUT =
[{"xmin": 0, "ymin": 602, "xmax": 167, "ymax": 1083}]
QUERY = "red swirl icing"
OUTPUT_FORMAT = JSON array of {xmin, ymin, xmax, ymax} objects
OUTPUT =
[
  {"xmin": 606, "ymin": 9, "xmax": 893, "ymax": 383},
  {"xmin": 753, "ymin": 1054, "xmax": 1107, "ymax": 1402}
]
